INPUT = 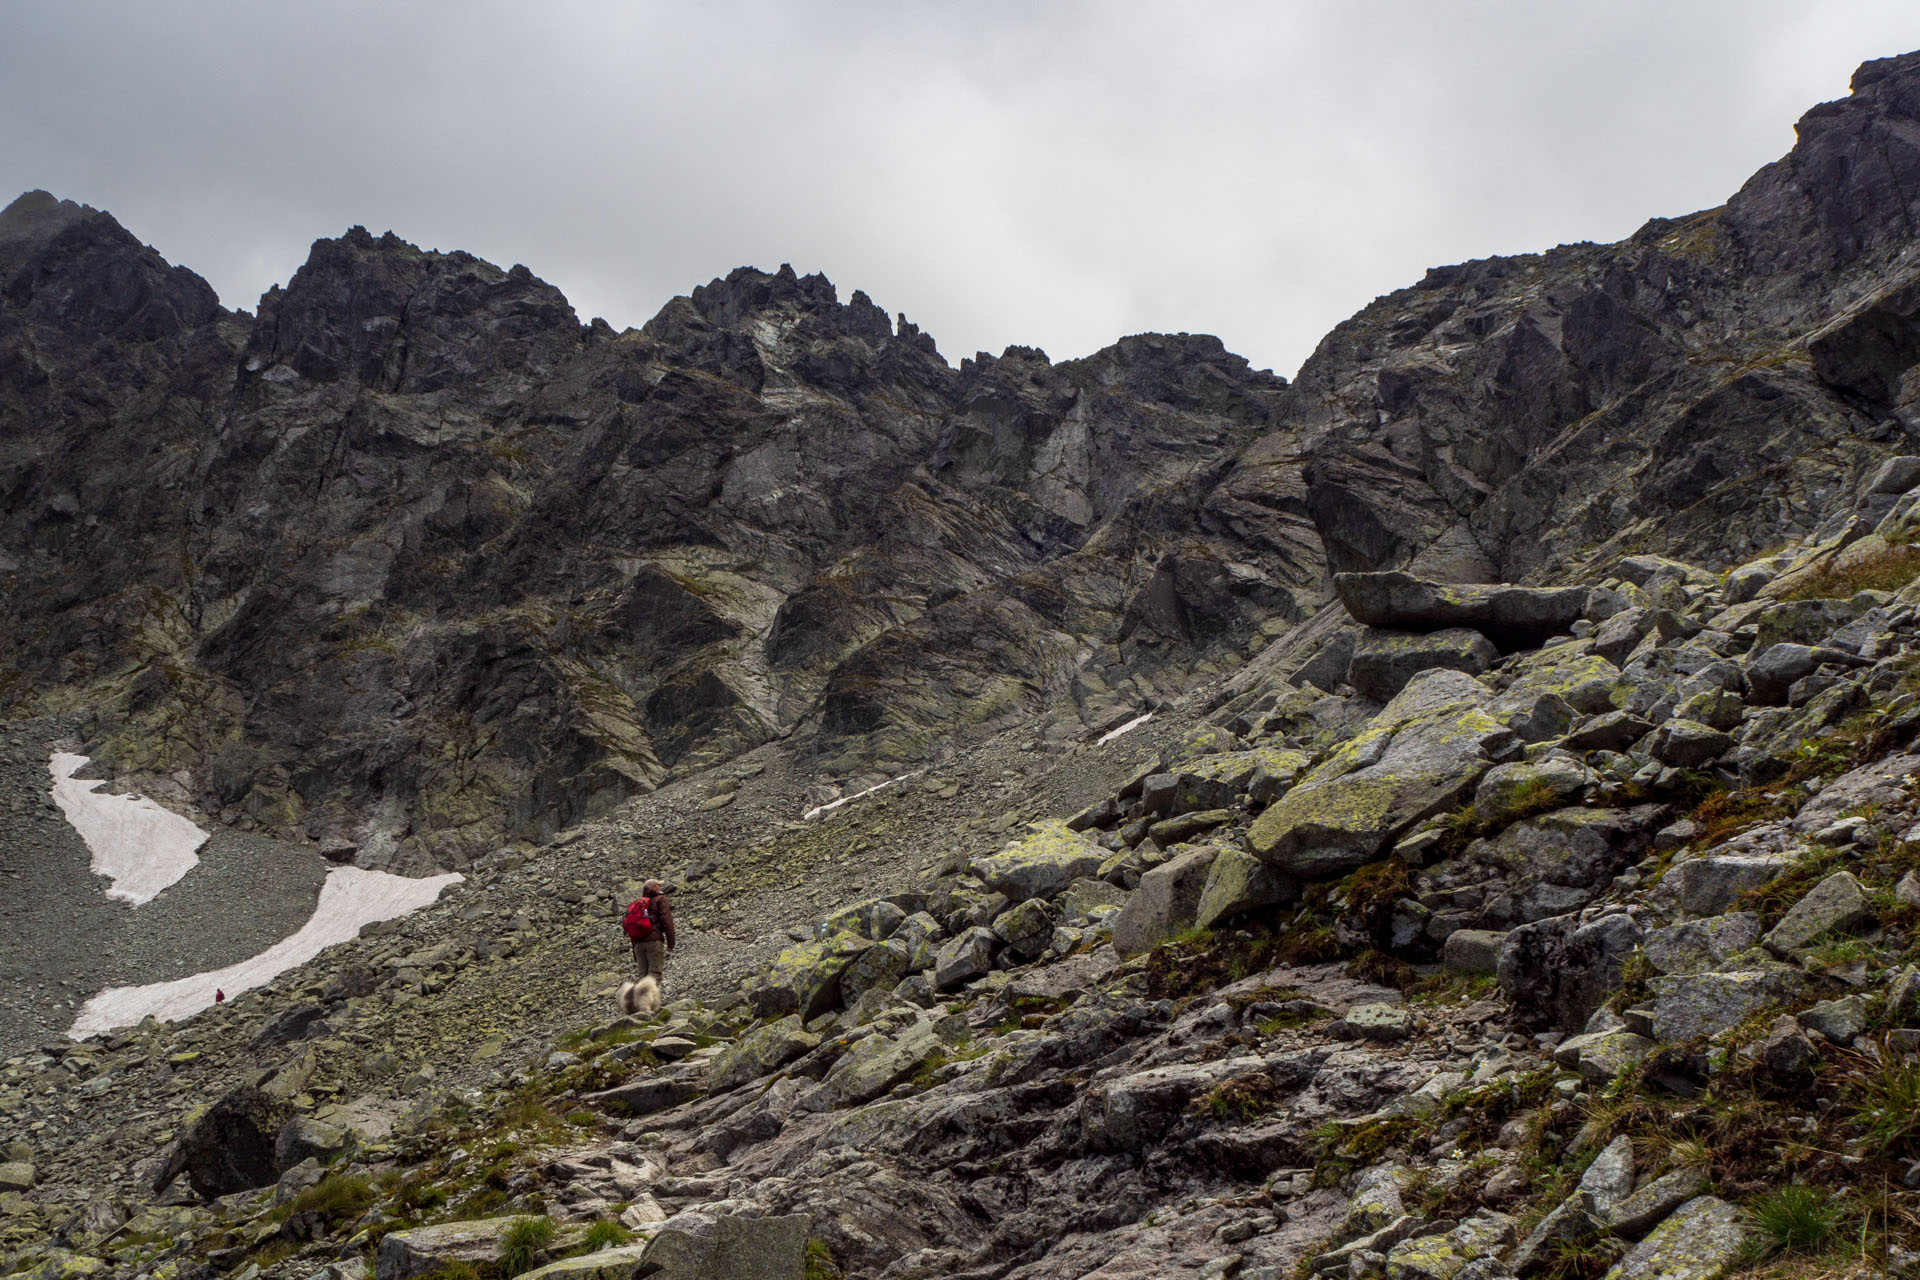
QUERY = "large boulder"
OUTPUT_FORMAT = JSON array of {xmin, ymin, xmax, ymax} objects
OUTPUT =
[
  {"xmin": 1660, "ymin": 855, "xmax": 1793, "ymax": 916},
  {"xmin": 1564, "ymin": 710, "xmax": 1653, "ymax": 753},
  {"xmin": 992, "ymin": 897, "xmax": 1055, "ymax": 959},
  {"xmin": 1346, "ymin": 627, "xmax": 1497, "ymax": 701},
  {"xmin": 892, "ymin": 912, "xmax": 943, "ymax": 972},
  {"xmin": 519, "ymin": 1245, "xmax": 655, "ymax": 1280},
  {"xmin": 1194, "ymin": 847, "xmax": 1299, "ymax": 928},
  {"xmin": 1441, "ymin": 929, "xmax": 1507, "ymax": 975},
  {"xmin": 708, "ymin": 1015, "xmax": 820, "ymax": 1092},
  {"xmin": 969, "ymin": 823, "xmax": 1108, "ymax": 902},
  {"xmin": 817, "ymin": 1016, "xmax": 945, "ymax": 1108},
  {"xmin": 1247, "ymin": 671, "xmax": 1516, "ymax": 878},
  {"xmin": 1111, "ymin": 846, "xmax": 1219, "ymax": 957},
  {"xmin": 1648, "ymin": 719, "xmax": 1733, "ymax": 768},
  {"xmin": 1745, "ymin": 643, "xmax": 1819, "ymax": 705},
  {"xmin": 377, "ymin": 1217, "xmax": 530, "ymax": 1280},
  {"xmin": 152, "ymin": 1085, "xmax": 293, "ymax": 1198},
  {"xmin": 581, "ymin": 1071, "xmax": 706, "ymax": 1117},
  {"xmin": 932, "ymin": 927, "xmax": 997, "ymax": 989},
  {"xmin": 1470, "ymin": 757, "xmax": 1590, "ymax": 828},
  {"xmin": 1491, "ymin": 647, "xmax": 1619, "ymax": 720},
  {"xmin": 840, "ymin": 939, "xmax": 912, "ymax": 1003},
  {"xmin": 273, "ymin": 1117, "xmax": 352, "ymax": 1171},
  {"xmin": 821, "ymin": 897, "xmax": 908, "ymax": 941},
  {"xmin": 1147, "ymin": 808, "xmax": 1234, "ymax": 847},
  {"xmin": 1642, "ymin": 914, "xmax": 1762, "ymax": 974},
  {"xmin": 638, "ymin": 1212, "xmax": 811, "ymax": 1280},
  {"xmin": 1650, "ymin": 965, "xmax": 1806, "ymax": 1042},
  {"xmin": 743, "ymin": 931, "xmax": 872, "ymax": 1019},
  {"xmin": 1499, "ymin": 911, "xmax": 1643, "ymax": 1031},
  {"xmin": 1603, "ymin": 1196, "xmax": 1745, "ymax": 1280},
  {"xmin": 1468, "ymin": 804, "xmax": 1664, "ymax": 926},
  {"xmin": 1060, "ymin": 877, "xmax": 1129, "ymax": 925},
  {"xmin": 1146, "ymin": 748, "xmax": 1310, "ymax": 815},
  {"xmin": 1333, "ymin": 571, "xmax": 1589, "ymax": 650},
  {"xmin": 1764, "ymin": 871, "xmax": 1874, "ymax": 957}
]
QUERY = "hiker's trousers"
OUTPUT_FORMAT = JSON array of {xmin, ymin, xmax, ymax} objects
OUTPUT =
[{"xmin": 632, "ymin": 937, "xmax": 668, "ymax": 981}]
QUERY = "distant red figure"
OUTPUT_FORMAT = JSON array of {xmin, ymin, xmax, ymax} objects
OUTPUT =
[{"xmin": 215, "ymin": 989, "xmax": 225, "ymax": 1003}]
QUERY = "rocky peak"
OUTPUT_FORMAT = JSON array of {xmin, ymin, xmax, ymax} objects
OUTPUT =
[
  {"xmin": 687, "ymin": 262, "xmax": 839, "ymax": 326},
  {"xmin": 0, "ymin": 189, "xmax": 221, "ymax": 343},
  {"xmin": 0, "ymin": 189, "xmax": 96, "ymax": 255},
  {"xmin": 1727, "ymin": 48, "xmax": 1920, "ymax": 277},
  {"xmin": 241, "ymin": 225, "xmax": 581, "ymax": 393}
]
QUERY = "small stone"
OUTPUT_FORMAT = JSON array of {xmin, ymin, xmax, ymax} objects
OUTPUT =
[
  {"xmin": 0, "ymin": 1163, "xmax": 35, "ymax": 1191},
  {"xmin": 1344, "ymin": 1003, "xmax": 1414, "ymax": 1042},
  {"xmin": 1889, "ymin": 966, "xmax": 1920, "ymax": 1022},
  {"xmin": 1648, "ymin": 719, "xmax": 1732, "ymax": 769},
  {"xmin": 1441, "ymin": 929, "xmax": 1507, "ymax": 976},
  {"xmin": 1798, "ymin": 996, "xmax": 1869, "ymax": 1044},
  {"xmin": 1747, "ymin": 1015, "xmax": 1820, "ymax": 1082}
]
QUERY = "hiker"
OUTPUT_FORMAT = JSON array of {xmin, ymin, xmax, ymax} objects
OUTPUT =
[{"xmin": 624, "ymin": 879, "xmax": 676, "ymax": 985}]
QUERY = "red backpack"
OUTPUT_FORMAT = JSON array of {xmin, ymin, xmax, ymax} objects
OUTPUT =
[{"xmin": 623, "ymin": 896, "xmax": 657, "ymax": 941}]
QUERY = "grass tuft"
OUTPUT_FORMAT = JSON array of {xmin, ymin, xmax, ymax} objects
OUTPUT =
[
  {"xmin": 582, "ymin": 1219, "xmax": 631, "ymax": 1250},
  {"xmin": 1844, "ymin": 1052, "xmax": 1920, "ymax": 1156},
  {"xmin": 499, "ymin": 1216, "xmax": 557, "ymax": 1277},
  {"xmin": 285, "ymin": 1173, "xmax": 374, "ymax": 1225},
  {"xmin": 1748, "ymin": 1185, "xmax": 1841, "ymax": 1256}
]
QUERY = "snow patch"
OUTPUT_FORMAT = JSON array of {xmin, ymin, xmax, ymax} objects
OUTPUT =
[
  {"xmin": 49, "ymin": 752, "xmax": 207, "ymax": 905},
  {"xmin": 1095, "ymin": 712, "xmax": 1154, "ymax": 746},
  {"xmin": 803, "ymin": 770, "xmax": 925, "ymax": 821},
  {"xmin": 69, "ymin": 865, "xmax": 463, "ymax": 1037}
]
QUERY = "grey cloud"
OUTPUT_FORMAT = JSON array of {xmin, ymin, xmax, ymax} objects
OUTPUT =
[{"xmin": 3, "ymin": 0, "xmax": 1920, "ymax": 375}]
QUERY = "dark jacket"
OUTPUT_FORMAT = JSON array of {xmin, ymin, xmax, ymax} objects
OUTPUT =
[{"xmin": 646, "ymin": 890, "xmax": 676, "ymax": 949}]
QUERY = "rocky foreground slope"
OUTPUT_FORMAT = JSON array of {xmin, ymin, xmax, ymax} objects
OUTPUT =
[
  {"xmin": 16, "ymin": 41, "xmax": 1920, "ymax": 1280},
  {"xmin": 12, "ymin": 519, "xmax": 1920, "ymax": 1278}
]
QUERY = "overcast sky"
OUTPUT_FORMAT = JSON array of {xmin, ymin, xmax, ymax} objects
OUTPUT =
[{"xmin": 5, "ymin": 3, "xmax": 1920, "ymax": 377}]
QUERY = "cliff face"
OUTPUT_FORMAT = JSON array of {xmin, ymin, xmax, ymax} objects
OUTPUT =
[
  {"xmin": 0, "ymin": 214, "xmax": 1302, "ymax": 870},
  {"xmin": 10, "ymin": 53, "xmax": 1920, "ymax": 871}
]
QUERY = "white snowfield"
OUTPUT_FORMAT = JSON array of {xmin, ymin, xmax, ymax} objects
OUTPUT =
[
  {"xmin": 70, "ymin": 865, "xmax": 463, "ymax": 1038},
  {"xmin": 802, "ymin": 769, "xmax": 925, "ymax": 821},
  {"xmin": 1095, "ymin": 711, "xmax": 1154, "ymax": 746},
  {"xmin": 49, "ymin": 751, "xmax": 207, "ymax": 904}
]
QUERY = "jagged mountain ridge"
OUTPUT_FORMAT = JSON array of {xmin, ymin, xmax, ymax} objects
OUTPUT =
[{"xmin": 10, "ymin": 51, "xmax": 1920, "ymax": 870}]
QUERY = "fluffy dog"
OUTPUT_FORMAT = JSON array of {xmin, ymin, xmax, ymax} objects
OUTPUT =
[{"xmin": 617, "ymin": 975, "xmax": 661, "ymax": 1017}]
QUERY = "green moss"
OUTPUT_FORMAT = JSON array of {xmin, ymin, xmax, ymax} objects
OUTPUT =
[{"xmin": 804, "ymin": 1236, "xmax": 844, "ymax": 1280}]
